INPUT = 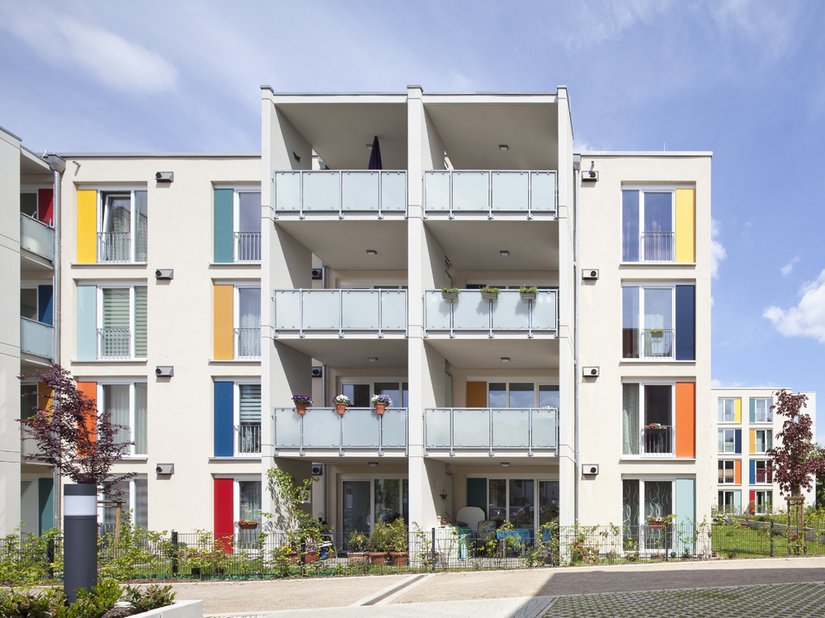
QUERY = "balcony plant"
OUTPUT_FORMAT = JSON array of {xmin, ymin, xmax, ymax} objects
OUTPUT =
[
  {"xmin": 441, "ymin": 287, "xmax": 460, "ymax": 302},
  {"xmin": 480, "ymin": 286, "xmax": 500, "ymax": 300},
  {"xmin": 292, "ymin": 394, "xmax": 312, "ymax": 415},
  {"xmin": 236, "ymin": 518, "xmax": 258, "ymax": 530},
  {"xmin": 334, "ymin": 394, "xmax": 350, "ymax": 415},
  {"xmin": 519, "ymin": 285, "xmax": 538, "ymax": 301},
  {"xmin": 387, "ymin": 517, "xmax": 409, "ymax": 566},
  {"xmin": 347, "ymin": 530, "xmax": 369, "ymax": 565},
  {"xmin": 648, "ymin": 327, "xmax": 665, "ymax": 338},
  {"xmin": 645, "ymin": 422, "xmax": 666, "ymax": 430},
  {"xmin": 647, "ymin": 514, "xmax": 674, "ymax": 529},
  {"xmin": 367, "ymin": 521, "xmax": 392, "ymax": 565},
  {"xmin": 371, "ymin": 393, "xmax": 392, "ymax": 416}
]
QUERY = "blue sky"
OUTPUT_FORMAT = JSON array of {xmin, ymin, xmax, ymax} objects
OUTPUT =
[{"xmin": 2, "ymin": 0, "xmax": 824, "ymax": 441}]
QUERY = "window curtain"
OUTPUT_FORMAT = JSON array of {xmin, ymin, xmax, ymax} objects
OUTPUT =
[
  {"xmin": 238, "ymin": 288, "xmax": 260, "ymax": 328},
  {"xmin": 134, "ymin": 383, "xmax": 147, "ymax": 455},
  {"xmin": 104, "ymin": 384, "xmax": 131, "ymax": 447},
  {"xmin": 239, "ymin": 481, "xmax": 261, "ymax": 522},
  {"xmin": 622, "ymin": 383, "xmax": 639, "ymax": 454}
]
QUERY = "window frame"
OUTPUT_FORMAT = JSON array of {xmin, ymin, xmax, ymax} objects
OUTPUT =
[
  {"xmin": 751, "ymin": 398, "xmax": 773, "ymax": 423},
  {"xmin": 98, "ymin": 381, "xmax": 148, "ymax": 457},
  {"xmin": 469, "ymin": 474, "xmax": 559, "ymax": 530},
  {"xmin": 99, "ymin": 476, "xmax": 148, "ymax": 528},
  {"xmin": 622, "ymin": 284, "xmax": 676, "ymax": 359},
  {"xmin": 233, "ymin": 284, "xmax": 261, "ymax": 359},
  {"xmin": 95, "ymin": 283, "xmax": 147, "ymax": 360},
  {"xmin": 754, "ymin": 429, "xmax": 772, "ymax": 454},
  {"xmin": 214, "ymin": 185, "xmax": 261, "ymax": 263},
  {"xmin": 754, "ymin": 460, "xmax": 772, "ymax": 484},
  {"xmin": 718, "ymin": 460, "xmax": 736, "ymax": 485},
  {"xmin": 622, "ymin": 381, "xmax": 675, "ymax": 457},
  {"xmin": 622, "ymin": 186, "xmax": 682, "ymax": 263},
  {"xmin": 753, "ymin": 490, "xmax": 772, "ymax": 515},
  {"xmin": 234, "ymin": 381, "xmax": 262, "ymax": 457},
  {"xmin": 717, "ymin": 489, "xmax": 740, "ymax": 514},
  {"xmin": 718, "ymin": 429, "xmax": 736, "ymax": 454},
  {"xmin": 97, "ymin": 188, "xmax": 147, "ymax": 264},
  {"xmin": 340, "ymin": 378, "xmax": 409, "ymax": 408},
  {"xmin": 717, "ymin": 398, "xmax": 737, "ymax": 423}
]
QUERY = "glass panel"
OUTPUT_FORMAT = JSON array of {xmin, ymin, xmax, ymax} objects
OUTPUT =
[
  {"xmin": 134, "ymin": 190, "xmax": 147, "ymax": 262},
  {"xmin": 425, "ymin": 409, "xmax": 450, "ymax": 448},
  {"xmin": 508, "ymin": 383, "xmax": 534, "ymax": 407},
  {"xmin": 491, "ymin": 171, "xmax": 528, "ymax": 211},
  {"xmin": 303, "ymin": 290, "xmax": 340, "ymax": 330},
  {"xmin": 453, "ymin": 408, "xmax": 489, "ymax": 447},
  {"xmin": 492, "ymin": 408, "xmax": 528, "ymax": 447},
  {"xmin": 134, "ymin": 383, "xmax": 147, "ymax": 455},
  {"xmin": 623, "ymin": 479, "xmax": 640, "ymax": 549},
  {"xmin": 374, "ymin": 479, "xmax": 402, "ymax": 523},
  {"xmin": 644, "ymin": 385, "xmax": 671, "ymax": 425},
  {"xmin": 101, "ymin": 195, "xmax": 131, "ymax": 262},
  {"xmin": 134, "ymin": 287, "xmax": 147, "ymax": 358},
  {"xmin": 21, "ymin": 193, "xmax": 37, "ymax": 218},
  {"xmin": 104, "ymin": 384, "xmax": 131, "ymax": 448},
  {"xmin": 239, "ymin": 481, "xmax": 261, "ymax": 522},
  {"xmin": 452, "ymin": 171, "xmax": 488, "ymax": 211},
  {"xmin": 303, "ymin": 172, "xmax": 340, "ymax": 211},
  {"xmin": 489, "ymin": 383, "xmax": 506, "ymax": 408},
  {"xmin": 509, "ymin": 479, "xmax": 534, "ymax": 528},
  {"xmin": 490, "ymin": 290, "xmax": 528, "ymax": 329},
  {"xmin": 341, "ymin": 290, "xmax": 379, "ymax": 329},
  {"xmin": 238, "ymin": 192, "xmax": 261, "ymax": 232},
  {"xmin": 530, "ymin": 171, "xmax": 556, "ymax": 213},
  {"xmin": 273, "ymin": 290, "xmax": 302, "ymax": 330},
  {"xmin": 274, "ymin": 409, "xmax": 302, "ymax": 447},
  {"xmin": 381, "ymin": 171, "xmax": 406, "ymax": 212},
  {"xmin": 379, "ymin": 290, "xmax": 406, "ymax": 331},
  {"xmin": 342, "ymin": 384, "xmax": 370, "ymax": 408},
  {"xmin": 622, "ymin": 287, "xmax": 639, "ymax": 358},
  {"xmin": 342, "ymin": 408, "xmax": 380, "ymax": 447},
  {"xmin": 103, "ymin": 480, "xmax": 129, "ymax": 525},
  {"xmin": 238, "ymin": 288, "xmax": 261, "ymax": 328},
  {"xmin": 644, "ymin": 481, "xmax": 672, "ymax": 519},
  {"xmin": 424, "ymin": 171, "xmax": 450, "ymax": 212},
  {"xmin": 488, "ymin": 479, "xmax": 506, "ymax": 524},
  {"xmin": 622, "ymin": 384, "xmax": 639, "ymax": 455},
  {"xmin": 424, "ymin": 291, "xmax": 452, "ymax": 331},
  {"xmin": 539, "ymin": 481, "xmax": 560, "ymax": 524},
  {"xmin": 134, "ymin": 479, "xmax": 148, "ymax": 528},
  {"xmin": 532, "ymin": 290, "xmax": 557, "ymax": 330},
  {"xmin": 20, "ymin": 384, "xmax": 38, "ymax": 420},
  {"xmin": 532, "ymin": 408, "xmax": 557, "ymax": 448},
  {"xmin": 20, "ymin": 289, "xmax": 38, "ymax": 320},
  {"xmin": 644, "ymin": 288, "xmax": 673, "ymax": 358},
  {"xmin": 452, "ymin": 290, "xmax": 490, "ymax": 330},
  {"xmin": 402, "ymin": 383, "xmax": 409, "ymax": 408},
  {"xmin": 642, "ymin": 192, "xmax": 673, "ymax": 260},
  {"xmin": 622, "ymin": 190, "xmax": 639, "ymax": 262},
  {"xmin": 343, "ymin": 480, "xmax": 371, "ymax": 541},
  {"xmin": 342, "ymin": 171, "xmax": 379, "ymax": 211},
  {"xmin": 382, "ymin": 409, "xmax": 406, "ymax": 448},
  {"xmin": 374, "ymin": 382, "xmax": 400, "ymax": 408},
  {"xmin": 303, "ymin": 408, "xmax": 340, "ymax": 447},
  {"xmin": 273, "ymin": 172, "xmax": 301, "ymax": 211},
  {"xmin": 539, "ymin": 385, "xmax": 559, "ymax": 409}
]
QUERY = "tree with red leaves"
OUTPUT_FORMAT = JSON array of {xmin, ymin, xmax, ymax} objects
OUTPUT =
[
  {"xmin": 767, "ymin": 390, "xmax": 825, "ymax": 536},
  {"xmin": 19, "ymin": 365, "xmax": 133, "ymax": 492}
]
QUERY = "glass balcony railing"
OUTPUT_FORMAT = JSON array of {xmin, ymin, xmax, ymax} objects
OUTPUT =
[
  {"xmin": 424, "ymin": 289, "xmax": 557, "ymax": 336},
  {"xmin": 273, "ymin": 170, "xmax": 407, "ymax": 217},
  {"xmin": 273, "ymin": 407, "xmax": 408, "ymax": 455},
  {"xmin": 273, "ymin": 289, "xmax": 407, "ymax": 336},
  {"xmin": 424, "ymin": 407, "xmax": 558, "ymax": 455},
  {"xmin": 20, "ymin": 214, "xmax": 54, "ymax": 261},
  {"xmin": 20, "ymin": 318, "xmax": 54, "ymax": 360},
  {"xmin": 424, "ymin": 170, "xmax": 557, "ymax": 218}
]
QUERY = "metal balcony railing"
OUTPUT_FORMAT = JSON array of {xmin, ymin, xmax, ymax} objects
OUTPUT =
[
  {"xmin": 273, "ymin": 289, "xmax": 407, "ymax": 337},
  {"xmin": 235, "ymin": 232, "xmax": 261, "ymax": 261},
  {"xmin": 424, "ymin": 170, "xmax": 557, "ymax": 218},
  {"xmin": 234, "ymin": 327, "xmax": 261, "ymax": 358},
  {"xmin": 20, "ymin": 214, "xmax": 54, "ymax": 261},
  {"xmin": 238, "ymin": 423, "xmax": 261, "ymax": 454},
  {"xmin": 640, "ymin": 232, "xmax": 674, "ymax": 261},
  {"xmin": 97, "ymin": 232, "xmax": 132, "ymax": 262},
  {"xmin": 20, "ymin": 318, "xmax": 54, "ymax": 360},
  {"xmin": 273, "ymin": 170, "xmax": 407, "ymax": 218},
  {"xmin": 273, "ymin": 407, "xmax": 408, "ymax": 455},
  {"xmin": 640, "ymin": 426, "xmax": 674, "ymax": 457},
  {"xmin": 424, "ymin": 408, "xmax": 559, "ymax": 456},
  {"xmin": 423, "ymin": 289, "xmax": 557, "ymax": 337},
  {"xmin": 98, "ymin": 327, "xmax": 131, "ymax": 359}
]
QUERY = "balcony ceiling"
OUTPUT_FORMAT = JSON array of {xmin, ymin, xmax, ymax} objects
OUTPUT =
[
  {"xmin": 277, "ymin": 220, "xmax": 407, "ymax": 270},
  {"xmin": 275, "ymin": 338, "xmax": 408, "ymax": 369},
  {"xmin": 276, "ymin": 102, "xmax": 408, "ymax": 170},
  {"xmin": 426, "ymin": 220, "xmax": 558, "ymax": 270},
  {"xmin": 425, "ymin": 101, "xmax": 559, "ymax": 170},
  {"xmin": 425, "ymin": 339, "xmax": 559, "ymax": 369}
]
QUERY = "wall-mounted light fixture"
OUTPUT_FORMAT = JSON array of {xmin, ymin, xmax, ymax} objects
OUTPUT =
[{"xmin": 499, "ymin": 144, "xmax": 509, "ymax": 152}]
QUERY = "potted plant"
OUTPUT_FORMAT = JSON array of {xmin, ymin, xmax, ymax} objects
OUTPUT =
[
  {"xmin": 441, "ymin": 287, "xmax": 460, "ymax": 302},
  {"xmin": 480, "ymin": 286, "xmax": 500, "ymax": 300},
  {"xmin": 645, "ymin": 422, "xmax": 666, "ymax": 430},
  {"xmin": 367, "ymin": 521, "xmax": 391, "ymax": 565},
  {"xmin": 648, "ymin": 327, "xmax": 665, "ymax": 338},
  {"xmin": 236, "ymin": 518, "xmax": 258, "ymax": 530},
  {"xmin": 519, "ymin": 285, "xmax": 538, "ymax": 301},
  {"xmin": 292, "ymin": 394, "xmax": 312, "ymax": 415},
  {"xmin": 371, "ymin": 393, "xmax": 392, "ymax": 415},
  {"xmin": 334, "ymin": 394, "xmax": 350, "ymax": 415},
  {"xmin": 347, "ymin": 530, "xmax": 369, "ymax": 565},
  {"xmin": 647, "ymin": 514, "xmax": 672, "ymax": 529},
  {"xmin": 387, "ymin": 518, "xmax": 409, "ymax": 567}
]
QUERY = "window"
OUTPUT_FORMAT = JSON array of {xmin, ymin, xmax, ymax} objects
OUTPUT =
[
  {"xmin": 97, "ymin": 286, "xmax": 147, "ymax": 359},
  {"xmin": 21, "ymin": 188, "xmax": 54, "ymax": 225},
  {"xmin": 753, "ymin": 490, "xmax": 772, "ymax": 514},
  {"xmin": 98, "ymin": 191, "xmax": 148, "ymax": 263},
  {"xmin": 753, "ymin": 460, "xmax": 772, "ymax": 484},
  {"xmin": 750, "ymin": 398, "xmax": 772, "ymax": 423},
  {"xmin": 718, "ymin": 429, "xmax": 738, "ymax": 454},
  {"xmin": 20, "ymin": 383, "xmax": 39, "ymax": 420},
  {"xmin": 214, "ymin": 381, "xmax": 261, "ymax": 457},
  {"xmin": 718, "ymin": 461, "xmax": 735, "ymax": 484},
  {"xmin": 623, "ymin": 286, "xmax": 673, "ymax": 358},
  {"xmin": 20, "ymin": 284, "xmax": 53, "ymax": 325},
  {"xmin": 21, "ymin": 288, "xmax": 38, "ymax": 320},
  {"xmin": 102, "ymin": 478, "xmax": 148, "ymax": 528},
  {"xmin": 341, "ymin": 381, "xmax": 409, "ymax": 407},
  {"xmin": 623, "ymin": 189, "xmax": 674, "ymax": 261},
  {"xmin": 718, "ymin": 398, "xmax": 737, "ymax": 423},
  {"xmin": 485, "ymin": 478, "xmax": 558, "ymax": 529},
  {"xmin": 488, "ymin": 383, "xmax": 559, "ymax": 409},
  {"xmin": 100, "ymin": 383, "xmax": 147, "ymax": 456},
  {"xmin": 213, "ymin": 284, "xmax": 260, "ymax": 360},
  {"xmin": 341, "ymin": 477, "xmax": 409, "ymax": 541},
  {"xmin": 237, "ymin": 384, "xmax": 261, "ymax": 455},
  {"xmin": 753, "ymin": 430, "xmax": 772, "ymax": 454},
  {"xmin": 214, "ymin": 188, "xmax": 261, "ymax": 262},
  {"xmin": 622, "ymin": 383, "xmax": 673, "ymax": 456},
  {"xmin": 717, "ymin": 490, "xmax": 740, "ymax": 514}
]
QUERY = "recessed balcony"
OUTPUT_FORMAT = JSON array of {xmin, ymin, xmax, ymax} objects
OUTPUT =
[
  {"xmin": 424, "ymin": 170, "xmax": 556, "ymax": 219},
  {"xmin": 424, "ymin": 289, "xmax": 557, "ymax": 337},
  {"xmin": 424, "ymin": 407, "xmax": 558, "ymax": 456},
  {"xmin": 273, "ymin": 289, "xmax": 407, "ymax": 337},
  {"xmin": 273, "ymin": 407, "xmax": 408, "ymax": 455},
  {"xmin": 273, "ymin": 170, "xmax": 406, "ymax": 219}
]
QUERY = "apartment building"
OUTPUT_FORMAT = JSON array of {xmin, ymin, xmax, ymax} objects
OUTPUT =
[
  {"xmin": 2, "ymin": 85, "xmax": 721, "ymax": 544},
  {"xmin": 713, "ymin": 387, "xmax": 817, "ymax": 514},
  {"xmin": 1, "ymin": 126, "xmax": 61, "ymax": 536}
]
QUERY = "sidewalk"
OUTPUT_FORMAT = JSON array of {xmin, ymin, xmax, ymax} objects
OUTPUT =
[{"xmin": 166, "ymin": 556, "xmax": 825, "ymax": 617}]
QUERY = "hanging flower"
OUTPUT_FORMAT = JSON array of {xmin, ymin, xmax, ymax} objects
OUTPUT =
[
  {"xmin": 371, "ymin": 394, "xmax": 392, "ymax": 406},
  {"xmin": 334, "ymin": 394, "xmax": 351, "ymax": 406}
]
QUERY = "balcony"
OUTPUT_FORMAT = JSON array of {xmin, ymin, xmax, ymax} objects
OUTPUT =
[
  {"xmin": 273, "ymin": 407, "xmax": 408, "ymax": 455},
  {"xmin": 424, "ymin": 170, "xmax": 556, "ymax": 218},
  {"xmin": 424, "ymin": 289, "xmax": 557, "ymax": 337},
  {"xmin": 234, "ymin": 327, "xmax": 261, "ymax": 359},
  {"xmin": 238, "ymin": 422, "xmax": 261, "ymax": 455},
  {"xmin": 235, "ymin": 232, "xmax": 261, "ymax": 261},
  {"xmin": 273, "ymin": 170, "xmax": 407, "ymax": 218},
  {"xmin": 424, "ymin": 408, "xmax": 558, "ymax": 456},
  {"xmin": 273, "ymin": 289, "xmax": 407, "ymax": 337},
  {"xmin": 20, "ymin": 214, "xmax": 54, "ymax": 261},
  {"xmin": 97, "ymin": 232, "xmax": 132, "ymax": 263},
  {"xmin": 20, "ymin": 318, "xmax": 54, "ymax": 361},
  {"xmin": 640, "ymin": 425, "xmax": 674, "ymax": 457},
  {"xmin": 97, "ymin": 327, "xmax": 130, "ymax": 359}
]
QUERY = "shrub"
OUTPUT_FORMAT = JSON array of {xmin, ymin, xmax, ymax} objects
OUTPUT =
[{"xmin": 123, "ymin": 584, "xmax": 175, "ymax": 613}]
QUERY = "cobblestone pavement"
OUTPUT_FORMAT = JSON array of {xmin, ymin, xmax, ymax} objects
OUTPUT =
[{"xmin": 544, "ymin": 582, "xmax": 825, "ymax": 617}]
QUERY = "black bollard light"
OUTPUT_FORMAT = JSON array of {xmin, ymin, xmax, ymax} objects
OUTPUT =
[{"xmin": 64, "ymin": 483, "xmax": 98, "ymax": 603}]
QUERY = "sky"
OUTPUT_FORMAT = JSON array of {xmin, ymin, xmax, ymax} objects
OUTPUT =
[{"xmin": 2, "ymin": 0, "xmax": 824, "ymax": 441}]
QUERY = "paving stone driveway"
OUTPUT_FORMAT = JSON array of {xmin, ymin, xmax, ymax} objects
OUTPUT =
[{"xmin": 545, "ymin": 582, "xmax": 825, "ymax": 617}]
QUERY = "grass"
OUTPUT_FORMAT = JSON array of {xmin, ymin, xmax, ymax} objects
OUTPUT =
[{"xmin": 711, "ymin": 523, "xmax": 825, "ymax": 559}]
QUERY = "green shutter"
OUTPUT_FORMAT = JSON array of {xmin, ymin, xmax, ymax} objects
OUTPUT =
[
  {"xmin": 749, "ymin": 398, "xmax": 755, "ymax": 423},
  {"xmin": 239, "ymin": 385, "xmax": 261, "ymax": 423},
  {"xmin": 38, "ymin": 478, "xmax": 54, "ymax": 534},
  {"xmin": 214, "ymin": 188, "xmax": 234, "ymax": 262},
  {"xmin": 466, "ymin": 478, "xmax": 487, "ymax": 516},
  {"xmin": 134, "ymin": 286, "xmax": 147, "ymax": 357},
  {"xmin": 76, "ymin": 285, "xmax": 97, "ymax": 360}
]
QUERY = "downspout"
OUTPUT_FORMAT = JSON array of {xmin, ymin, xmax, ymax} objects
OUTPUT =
[
  {"xmin": 46, "ymin": 153, "xmax": 65, "ymax": 531},
  {"xmin": 572, "ymin": 154, "xmax": 581, "ymax": 524}
]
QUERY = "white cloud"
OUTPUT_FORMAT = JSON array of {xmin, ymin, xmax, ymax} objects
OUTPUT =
[
  {"xmin": 0, "ymin": 5, "xmax": 177, "ymax": 94},
  {"xmin": 711, "ymin": 0, "xmax": 798, "ymax": 61},
  {"xmin": 781, "ymin": 256, "xmax": 800, "ymax": 277},
  {"xmin": 711, "ymin": 218, "xmax": 727, "ymax": 278},
  {"xmin": 764, "ymin": 269, "xmax": 825, "ymax": 343}
]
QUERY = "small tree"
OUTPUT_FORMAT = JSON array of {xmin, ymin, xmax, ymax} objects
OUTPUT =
[
  {"xmin": 766, "ymin": 390, "xmax": 825, "ymax": 539},
  {"xmin": 19, "ymin": 365, "xmax": 133, "ymax": 493}
]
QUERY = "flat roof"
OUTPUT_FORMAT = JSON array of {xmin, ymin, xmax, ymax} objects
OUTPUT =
[
  {"xmin": 57, "ymin": 152, "xmax": 260, "ymax": 159},
  {"xmin": 581, "ymin": 151, "xmax": 713, "ymax": 157}
]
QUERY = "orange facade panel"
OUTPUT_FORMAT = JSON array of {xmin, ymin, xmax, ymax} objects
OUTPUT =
[{"xmin": 675, "ymin": 382, "xmax": 695, "ymax": 458}]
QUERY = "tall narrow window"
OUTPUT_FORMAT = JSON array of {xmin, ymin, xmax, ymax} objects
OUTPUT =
[
  {"xmin": 238, "ymin": 384, "xmax": 261, "ymax": 455},
  {"xmin": 718, "ymin": 398, "xmax": 736, "ymax": 423},
  {"xmin": 236, "ymin": 287, "xmax": 261, "ymax": 358},
  {"xmin": 99, "ymin": 191, "xmax": 148, "ymax": 263},
  {"xmin": 101, "ymin": 383, "xmax": 147, "ymax": 456},
  {"xmin": 236, "ymin": 192, "xmax": 261, "ymax": 261},
  {"xmin": 97, "ymin": 286, "xmax": 147, "ymax": 360}
]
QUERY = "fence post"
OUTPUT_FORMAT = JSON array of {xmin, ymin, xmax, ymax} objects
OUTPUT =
[
  {"xmin": 769, "ymin": 520, "xmax": 774, "ymax": 558},
  {"xmin": 171, "ymin": 531, "xmax": 179, "ymax": 575},
  {"xmin": 47, "ymin": 535, "xmax": 55, "ymax": 578},
  {"xmin": 431, "ymin": 528, "xmax": 436, "ymax": 572}
]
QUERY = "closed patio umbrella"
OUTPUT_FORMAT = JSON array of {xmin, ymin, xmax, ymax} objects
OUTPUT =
[{"xmin": 368, "ymin": 135, "xmax": 383, "ymax": 170}]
